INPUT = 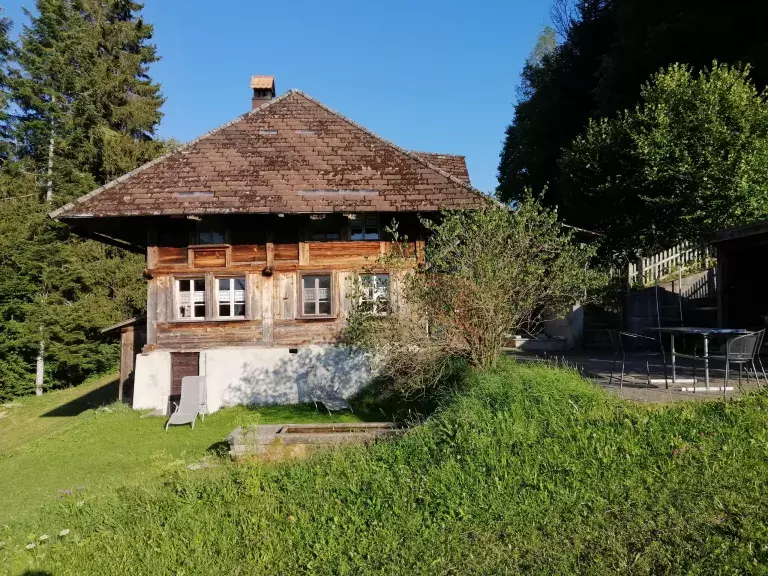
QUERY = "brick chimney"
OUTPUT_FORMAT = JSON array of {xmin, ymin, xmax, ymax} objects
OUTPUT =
[{"xmin": 251, "ymin": 76, "xmax": 275, "ymax": 109}]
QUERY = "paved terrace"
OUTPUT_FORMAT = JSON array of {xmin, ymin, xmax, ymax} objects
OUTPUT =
[{"xmin": 507, "ymin": 350, "xmax": 764, "ymax": 403}]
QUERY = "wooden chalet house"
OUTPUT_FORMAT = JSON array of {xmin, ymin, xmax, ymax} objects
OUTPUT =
[{"xmin": 51, "ymin": 76, "xmax": 488, "ymax": 414}]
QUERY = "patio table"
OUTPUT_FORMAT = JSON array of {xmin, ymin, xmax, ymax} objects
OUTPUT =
[{"xmin": 649, "ymin": 327, "xmax": 748, "ymax": 392}]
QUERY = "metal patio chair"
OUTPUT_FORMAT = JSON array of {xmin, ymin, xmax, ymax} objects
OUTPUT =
[
  {"xmin": 609, "ymin": 330, "xmax": 669, "ymax": 389},
  {"xmin": 310, "ymin": 385, "xmax": 354, "ymax": 415},
  {"xmin": 707, "ymin": 329, "xmax": 765, "ymax": 395}
]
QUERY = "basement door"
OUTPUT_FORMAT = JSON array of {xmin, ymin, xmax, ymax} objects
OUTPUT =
[{"xmin": 169, "ymin": 352, "xmax": 199, "ymax": 414}]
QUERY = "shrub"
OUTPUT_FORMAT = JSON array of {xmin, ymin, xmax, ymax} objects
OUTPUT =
[{"xmin": 345, "ymin": 198, "xmax": 597, "ymax": 395}]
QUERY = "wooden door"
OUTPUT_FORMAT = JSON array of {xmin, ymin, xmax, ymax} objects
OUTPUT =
[{"xmin": 169, "ymin": 352, "xmax": 199, "ymax": 414}]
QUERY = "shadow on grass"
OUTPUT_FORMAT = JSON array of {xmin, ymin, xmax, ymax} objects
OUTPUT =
[
  {"xmin": 242, "ymin": 402, "xmax": 384, "ymax": 423},
  {"xmin": 207, "ymin": 440, "xmax": 230, "ymax": 456},
  {"xmin": 21, "ymin": 571, "xmax": 52, "ymax": 575},
  {"xmin": 348, "ymin": 359, "xmax": 473, "ymax": 423},
  {"xmin": 41, "ymin": 378, "xmax": 119, "ymax": 418}
]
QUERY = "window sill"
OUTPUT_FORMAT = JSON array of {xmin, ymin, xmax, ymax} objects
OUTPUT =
[{"xmin": 296, "ymin": 315, "xmax": 338, "ymax": 321}]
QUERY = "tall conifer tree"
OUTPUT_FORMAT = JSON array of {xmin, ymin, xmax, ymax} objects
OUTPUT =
[{"xmin": 0, "ymin": 0, "xmax": 163, "ymax": 398}]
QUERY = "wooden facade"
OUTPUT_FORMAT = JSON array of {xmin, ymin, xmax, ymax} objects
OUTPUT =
[{"xmin": 144, "ymin": 216, "xmax": 422, "ymax": 351}]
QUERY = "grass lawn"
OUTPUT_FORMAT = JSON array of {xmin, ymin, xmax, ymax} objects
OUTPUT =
[
  {"xmin": 4, "ymin": 359, "xmax": 768, "ymax": 574},
  {"xmin": 0, "ymin": 373, "xmax": 362, "ymax": 530}
]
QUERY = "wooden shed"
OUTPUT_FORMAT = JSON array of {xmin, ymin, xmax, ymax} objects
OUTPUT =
[
  {"xmin": 711, "ymin": 220, "xmax": 768, "ymax": 330},
  {"xmin": 101, "ymin": 316, "xmax": 147, "ymax": 402}
]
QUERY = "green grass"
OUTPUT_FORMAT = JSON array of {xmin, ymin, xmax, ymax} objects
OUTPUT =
[
  {"xmin": 0, "ymin": 373, "xmax": 362, "ymax": 531},
  {"xmin": 4, "ymin": 359, "xmax": 768, "ymax": 574}
]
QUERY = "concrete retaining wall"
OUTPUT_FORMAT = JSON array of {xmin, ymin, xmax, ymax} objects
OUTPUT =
[{"xmin": 132, "ymin": 345, "xmax": 375, "ymax": 414}]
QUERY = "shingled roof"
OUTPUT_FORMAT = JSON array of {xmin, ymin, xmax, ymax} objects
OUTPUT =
[{"xmin": 51, "ymin": 90, "xmax": 488, "ymax": 220}]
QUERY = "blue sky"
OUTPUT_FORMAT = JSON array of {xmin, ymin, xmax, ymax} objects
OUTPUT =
[{"xmin": 3, "ymin": 0, "xmax": 552, "ymax": 194}]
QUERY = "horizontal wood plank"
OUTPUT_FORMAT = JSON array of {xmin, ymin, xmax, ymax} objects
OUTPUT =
[
  {"xmin": 274, "ymin": 243, "xmax": 299, "ymax": 262},
  {"xmin": 232, "ymin": 244, "xmax": 267, "ymax": 263},
  {"xmin": 157, "ymin": 246, "xmax": 188, "ymax": 266}
]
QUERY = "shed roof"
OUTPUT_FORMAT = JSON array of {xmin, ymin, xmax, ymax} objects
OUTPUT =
[
  {"xmin": 51, "ymin": 90, "xmax": 488, "ymax": 220},
  {"xmin": 101, "ymin": 315, "xmax": 147, "ymax": 334},
  {"xmin": 710, "ymin": 219, "xmax": 768, "ymax": 244}
]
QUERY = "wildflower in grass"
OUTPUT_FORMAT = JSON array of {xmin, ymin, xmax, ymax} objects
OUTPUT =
[
  {"xmin": 39, "ymin": 534, "xmax": 49, "ymax": 541},
  {"xmin": 76, "ymin": 500, "xmax": 84, "ymax": 507},
  {"xmin": 59, "ymin": 529, "xmax": 70, "ymax": 537},
  {"xmin": 25, "ymin": 543, "xmax": 35, "ymax": 550}
]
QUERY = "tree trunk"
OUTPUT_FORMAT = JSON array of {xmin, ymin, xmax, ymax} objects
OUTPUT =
[
  {"xmin": 45, "ymin": 131, "xmax": 54, "ymax": 202},
  {"xmin": 35, "ymin": 338, "xmax": 44, "ymax": 396}
]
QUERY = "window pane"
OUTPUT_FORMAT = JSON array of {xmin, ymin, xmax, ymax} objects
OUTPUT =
[
  {"xmin": 198, "ymin": 230, "xmax": 225, "ymax": 244},
  {"xmin": 193, "ymin": 279, "xmax": 205, "ymax": 292},
  {"xmin": 234, "ymin": 278, "xmax": 246, "ymax": 291},
  {"xmin": 303, "ymin": 276, "xmax": 317, "ymax": 290},
  {"xmin": 319, "ymin": 300, "xmax": 331, "ymax": 315},
  {"xmin": 234, "ymin": 304, "xmax": 246, "ymax": 317},
  {"xmin": 179, "ymin": 305, "xmax": 190, "ymax": 318},
  {"xmin": 179, "ymin": 279, "xmax": 190, "ymax": 292},
  {"xmin": 194, "ymin": 304, "xmax": 205, "ymax": 318},
  {"xmin": 303, "ymin": 301, "xmax": 315, "ymax": 315},
  {"xmin": 219, "ymin": 304, "xmax": 230, "ymax": 317},
  {"xmin": 218, "ymin": 278, "xmax": 229, "ymax": 290},
  {"xmin": 351, "ymin": 227, "xmax": 363, "ymax": 241},
  {"xmin": 318, "ymin": 275, "xmax": 331, "ymax": 290}
]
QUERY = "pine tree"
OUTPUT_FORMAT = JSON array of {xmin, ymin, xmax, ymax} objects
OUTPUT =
[
  {"xmin": 0, "ymin": 9, "xmax": 15, "ymax": 163},
  {"xmin": 12, "ymin": 0, "xmax": 165, "ymax": 203},
  {"xmin": 0, "ymin": 0, "xmax": 164, "ymax": 399}
]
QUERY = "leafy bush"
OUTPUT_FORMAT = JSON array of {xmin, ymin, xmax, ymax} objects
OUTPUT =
[
  {"xmin": 9, "ymin": 360, "xmax": 768, "ymax": 574},
  {"xmin": 345, "ymin": 198, "xmax": 596, "ymax": 395},
  {"xmin": 560, "ymin": 62, "xmax": 768, "ymax": 262}
]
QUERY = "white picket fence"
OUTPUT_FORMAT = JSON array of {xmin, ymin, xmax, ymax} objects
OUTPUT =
[{"xmin": 627, "ymin": 241, "xmax": 714, "ymax": 287}]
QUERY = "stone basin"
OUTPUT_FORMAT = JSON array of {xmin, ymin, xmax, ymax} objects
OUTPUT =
[{"xmin": 228, "ymin": 422, "xmax": 405, "ymax": 460}]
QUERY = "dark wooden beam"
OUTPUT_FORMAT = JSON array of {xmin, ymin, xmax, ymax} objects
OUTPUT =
[{"xmin": 72, "ymin": 227, "xmax": 146, "ymax": 255}]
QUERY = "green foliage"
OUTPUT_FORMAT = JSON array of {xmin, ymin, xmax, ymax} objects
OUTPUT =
[
  {"xmin": 0, "ymin": 1, "xmax": 164, "ymax": 399},
  {"xmin": 0, "ymin": 194, "xmax": 146, "ymax": 399},
  {"xmin": 6, "ymin": 360, "xmax": 768, "ymax": 574},
  {"xmin": 497, "ymin": 0, "xmax": 768, "ymax": 221},
  {"xmin": 559, "ymin": 62, "xmax": 768, "ymax": 261},
  {"xmin": 346, "ymin": 199, "xmax": 596, "ymax": 395},
  {"xmin": 11, "ymin": 0, "xmax": 165, "ymax": 200}
]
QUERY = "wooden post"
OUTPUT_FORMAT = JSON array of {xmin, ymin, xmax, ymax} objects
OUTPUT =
[
  {"xmin": 119, "ymin": 327, "xmax": 136, "ymax": 403},
  {"xmin": 262, "ymin": 274, "xmax": 274, "ymax": 343},
  {"xmin": 146, "ymin": 278, "xmax": 157, "ymax": 345}
]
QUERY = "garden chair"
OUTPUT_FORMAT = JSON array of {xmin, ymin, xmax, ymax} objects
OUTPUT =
[
  {"xmin": 310, "ymin": 385, "xmax": 354, "ymax": 415},
  {"xmin": 704, "ymin": 329, "xmax": 765, "ymax": 395},
  {"xmin": 165, "ymin": 376, "xmax": 202, "ymax": 431},
  {"xmin": 608, "ymin": 330, "xmax": 668, "ymax": 389}
]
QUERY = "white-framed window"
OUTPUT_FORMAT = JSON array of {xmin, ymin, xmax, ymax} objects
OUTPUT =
[
  {"xmin": 301, "ymin": 274, "xmax": 332, "ymax": 317},
  {"xmin": 360, "ymin": 273, "xmax": 390, "ymax": 315},
  {"xmin": 350, "ymin": 214, "xmax": 379, "ymax": 240},
  {"xmin": 177, "ymin": 278, "xmax": 206, "ymax": 319},
  {"xmin": 216, "ymin": 277, "xmax": 246, "ymax": 318}
]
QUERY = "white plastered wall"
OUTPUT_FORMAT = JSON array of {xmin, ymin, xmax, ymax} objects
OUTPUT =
[
  {"xmin": 132, "ymin": 350, "xmax": 171, "ymax": 412},
  {"xmin": 131, "ymin": 346, "xmax": 374, "ymax": 414}
]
